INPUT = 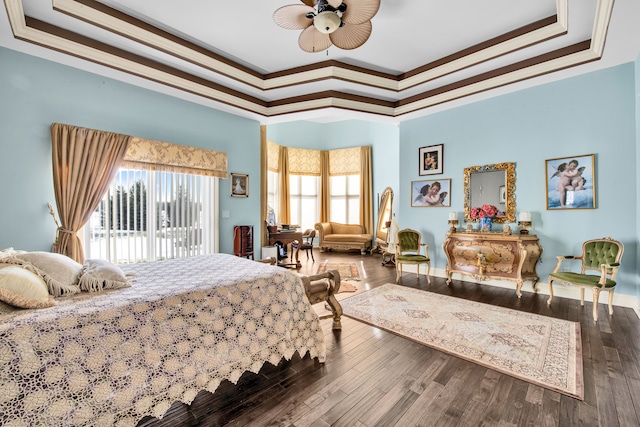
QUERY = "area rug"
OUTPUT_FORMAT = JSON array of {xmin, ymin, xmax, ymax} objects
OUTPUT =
[
  {"xmin": 316, "ymin": 262, "xmax": 360, "ymax": 281},
  {"xmin": 340, "ymin": 284, "xmax": 584, "ymax": 399}
]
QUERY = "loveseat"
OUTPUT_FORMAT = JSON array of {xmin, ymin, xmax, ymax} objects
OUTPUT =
[{"xmin": 315, "ymin": 222, "xmax": 373, "ymax": 254}]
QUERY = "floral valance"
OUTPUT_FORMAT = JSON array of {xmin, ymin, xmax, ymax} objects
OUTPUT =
[
  {"xmin": 288, "ymin": 147, "xmax": 321, "ymax": 176},
  {"xmin": 122, "ymin": 137, "xmax": 228, "ymax": 178},
  {"xmin": 329, "ymin": 147, "xmax": 361, "ymax": 175},
  {"xmin": 267, "ymin": 140, "xmax": 280, "ymax": 172}
]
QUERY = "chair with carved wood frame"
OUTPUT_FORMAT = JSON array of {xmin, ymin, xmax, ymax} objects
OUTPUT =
[
  {"xmin": 299, "ymin": 269, "xmax": 343, "ymax": 330},
  {"xmin": 395, "ymin": 228, "xmax": 431, "ymax": 283},
  {"xmin": 547, "ymin": 237, "xmax": 623, "ymax": 322},
  {"xmin": 300, "ymin": 229, "xmax": 316, "ymax": 262}
]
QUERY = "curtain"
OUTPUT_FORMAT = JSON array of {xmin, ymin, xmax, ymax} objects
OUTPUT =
[
  {"xmin": 260, "ymin": 126, "xmax": 269, "ymax": 244},
  {"xmin": 278, "ymin": 146, "xmax": 290, "ymax": 224},
  {"xmin": 319, "ymin": 150, "xmax": 330, "ymax": 222},
  {"xmin": 359, "ymin": 146, "xmax": 373, "ymax": 234},
  {"xmin": 50, "ymin": 123, "xmax": 131, "ymax": 263}
]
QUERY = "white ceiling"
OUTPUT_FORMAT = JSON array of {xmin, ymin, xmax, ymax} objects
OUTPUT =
[{"xmin": 1, "ymin": 0, "xmax": 639, "ymax": 124}]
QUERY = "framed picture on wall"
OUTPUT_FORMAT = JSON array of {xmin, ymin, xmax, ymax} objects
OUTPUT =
[
  {"xmin": 411, "ymin": 179, "xmax": 451, "ymax": 207},
  {"xmin": 499, "ymin": 185, "xmax": 506, "ymax": 203},
  {"xmin": 545, "ymin": 154, "xmax": 596, "ymax": 209},
  {"xmin": 419, "ymin": 144, "xmax": 444, "ymax": 175},
  {"xmin": 230, "ymin": 173, "xmax": 248, "ymax": 197}
]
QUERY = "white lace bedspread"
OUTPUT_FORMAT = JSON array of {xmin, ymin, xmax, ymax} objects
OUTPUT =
[{"xmin": 0, "ymin": 254, "xmax": 326, "ymax": 426}]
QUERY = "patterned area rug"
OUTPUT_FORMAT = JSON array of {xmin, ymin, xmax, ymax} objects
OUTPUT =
[
  {"xmin": 341, "ymin": 284, "xmax": 584, "ymax": 400},
  {"xmin": 316, "ymin": 262, "xmax": 360, "ymax": 281}
]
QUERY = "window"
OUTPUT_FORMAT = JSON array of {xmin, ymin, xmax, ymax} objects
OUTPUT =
[
  {"xmin": 289, "ymin": 175, "xmax": 320, "ymax": 231},
  {"xmin": 85, "ymin": 168, "xmax": 217, "ymax": 263},
  {"xmin": 330, "ymin": 175, "xmax": 360, "ymax": 224},
  {"xmin": 267, "ymin": 170, "xmax": 279, "ymax": 223}
]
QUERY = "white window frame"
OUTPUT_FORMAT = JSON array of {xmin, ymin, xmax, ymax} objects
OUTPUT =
[
  {"xmin": 330, "ymin": 174, "xmax": 360, "ymax": 224},
  {"xmin": 84, "ymin": 168, "xmax": 219, "ymax": 263},
  {"xmin": 288, "ymin": 174, "xmax": 320, "ymax": 231}
]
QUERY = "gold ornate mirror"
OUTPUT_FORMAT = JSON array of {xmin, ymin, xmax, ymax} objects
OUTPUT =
[
  {"xmin": 464, "ymin": 162, "xmax": 516, "ymax": 223},
  {"xmin": 375, "ymin": 187, "xmax": 394, "ymax": 247}
]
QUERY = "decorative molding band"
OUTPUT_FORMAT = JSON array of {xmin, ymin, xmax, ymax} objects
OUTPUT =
[{"xmin": 3, "ymin": 0, "xmax": 613, "ymax": 119}]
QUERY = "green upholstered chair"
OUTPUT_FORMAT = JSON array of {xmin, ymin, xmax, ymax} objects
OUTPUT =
[
  {"xmin": 395, "ymin": 228, "xmax": 430, "ymax": 283},
  {"xmin": 547, "ymin": 237, "xmax": 623, "ymax": 322}
]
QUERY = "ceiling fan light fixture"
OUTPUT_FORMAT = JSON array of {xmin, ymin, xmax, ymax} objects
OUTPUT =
[{"xmin": 313, "ymin": 11, "xmax": 341, "ymax": 34}]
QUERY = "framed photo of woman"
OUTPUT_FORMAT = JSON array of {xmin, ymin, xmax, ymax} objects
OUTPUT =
[{"xmin": 230, "ymin": 173, "xmax": 248, "ymax": 197}]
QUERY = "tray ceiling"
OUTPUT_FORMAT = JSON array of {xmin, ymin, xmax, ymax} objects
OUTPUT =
[{"xmin": 1, "ymin": 0, "xmax": 638, "ymax": 124}]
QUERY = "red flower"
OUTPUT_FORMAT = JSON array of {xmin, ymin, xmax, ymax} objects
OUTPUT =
[{"xmin": 470, "ymin": 204, "xmax": 499, "ymax": 220}]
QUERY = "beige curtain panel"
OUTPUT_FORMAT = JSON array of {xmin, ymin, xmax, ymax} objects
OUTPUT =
[
  {"xmin": 278, "ymin": 146, "xmax": 291, "ymax": 224},
  {"xmin": 50, "ymin": 123, "xmax": 131, "ymax": 263},
  {"xmin": 320, "ymin": 150, "xmax": 330, "ymax": 223},
  {"xmin": 122, "ymin": 137, "xmax": 228, "ymax": 178},
  {"xmin": 359, "ymin": 146, "xmax": 373, "ymax": 234}
]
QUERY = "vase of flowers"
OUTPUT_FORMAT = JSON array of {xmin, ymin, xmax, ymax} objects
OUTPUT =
[{"xmin": 470, "ymin": 204, "xmax": 499, "ymax": 231}]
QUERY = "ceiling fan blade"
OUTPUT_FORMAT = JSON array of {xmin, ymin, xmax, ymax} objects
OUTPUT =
[
  {"xmin": 326, "ymin": 0, "xmax": 343, "ymax": 8},
  {"xmin": 273, "ymin": 5, "xmax": 315, "ymax": 30},
  {"xmin": 329, "ymin": 21, "xmax": 372, "ymax": 50},
  {"xmin": 341, "ymin": 0, "xmax": 380, "ymax": 25},
  {"xmin": 300, "ymin": 0, "xmax": 316, "ymax": 6},
  {"xmin": 298, "ymin": 26, "xmax": 332, "ymax": 53}
]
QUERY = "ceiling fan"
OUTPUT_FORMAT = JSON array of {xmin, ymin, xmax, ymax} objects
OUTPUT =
[{"xmin": 273, "ymin": 0, "xmax": 381, "ymax": 53}]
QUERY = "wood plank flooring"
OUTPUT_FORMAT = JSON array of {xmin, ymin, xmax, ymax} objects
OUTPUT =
[{"xmin": 137, "ymin": 250, "xmax": 640, "ymax": 427}]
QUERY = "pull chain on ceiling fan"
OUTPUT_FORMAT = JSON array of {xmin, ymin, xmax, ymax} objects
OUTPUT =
[{"xmin": 273, "ymin": 0, "xmax": 380, "ymax": 53}]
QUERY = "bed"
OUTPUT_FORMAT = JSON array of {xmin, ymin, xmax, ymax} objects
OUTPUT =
[{"xmin": 0, "ymin": 253, "xmax": 326, "ymax": 427}]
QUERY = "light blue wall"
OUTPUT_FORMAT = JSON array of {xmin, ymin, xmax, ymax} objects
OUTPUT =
[
  {"xmin": 636, "ymin": 52, "xmax": 640, "ymax": 304},
  {"xmin": 399, "ymin": 64, "xmax": 638, "ymax": 297},
  {"xmin": 0, "ymin": 47, "xmax": 261, "ymax": 254},
  {"xmin": 1, "ymin": 45, "xmax": 638, "ymax": 302},
  {"xmin": 267, "ymin": 120, "xmax": 400, "ymax": 232}
]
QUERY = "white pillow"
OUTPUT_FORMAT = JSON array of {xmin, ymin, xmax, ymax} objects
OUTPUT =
[
  {"xmin": 0, "ymin": 264, "xmax": 57, "ymax": 309},
  {"xmin": 79, "ymin": 259, "xmax": 135, "ymax": 292}
]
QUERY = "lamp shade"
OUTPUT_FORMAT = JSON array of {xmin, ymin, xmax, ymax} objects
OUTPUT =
[
  {"xmin": 519, "ymin": 212, "xmax": 531, "ymax": 222},
  {"xmin": 313, "ymin": 11, "xmax": 341, "ymax": 34}
]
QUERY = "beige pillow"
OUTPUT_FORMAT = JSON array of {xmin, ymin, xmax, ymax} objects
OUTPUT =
[
  {"xmin": 0, "ymin": 264, "xmax": 57, "ymax": 309},
  {"xmin": 79, "ymin": 259, "xmax": 135, "ymax": 292},
  {"xmin": 13, "ymin": 252, "xmax": 82, "ymax": 297}
]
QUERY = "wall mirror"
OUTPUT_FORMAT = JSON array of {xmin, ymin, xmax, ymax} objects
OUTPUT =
[
  {"xmin": 375, "ymin": 187, "xmax": 394, "ymax": 247},
  {"xmin": 464, "ymin": 162, "xmax": 516, "ymax": 223}
]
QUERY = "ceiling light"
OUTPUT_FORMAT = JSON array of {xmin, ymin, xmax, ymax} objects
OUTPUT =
[{"xmin": 313, "ymin": 11, "xmax": 341, "ymax": 34}]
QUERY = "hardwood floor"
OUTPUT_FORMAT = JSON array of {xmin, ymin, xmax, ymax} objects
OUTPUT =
[{"xmin": 138, "ymin": 250, "xmax": 640, "ymax": 427}]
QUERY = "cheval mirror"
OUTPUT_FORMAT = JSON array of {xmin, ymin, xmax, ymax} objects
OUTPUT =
[
  {"xmin": 375, "ymin": 187, "xmax": 394, "ymax": 249},
  {"xmin": 463, "ymin": 162, "xmax": 516, "ymax": 223}
]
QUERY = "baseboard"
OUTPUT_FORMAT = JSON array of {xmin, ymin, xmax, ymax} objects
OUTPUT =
[{"xmin": 401, "ymin": 265, "xmax": 640, "ymax": 320}]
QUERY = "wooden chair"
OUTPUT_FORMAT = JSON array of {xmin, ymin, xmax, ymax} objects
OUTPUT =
[
  {"xmin": 547, "ymin": 237, "xmax": 623, "ymax": 321},
  {"xmin": 299, "ymin": 269, "xmax": 343, "ymax": 330},
  {"xmin": 300, "ymin": 229, "xmax": 316, "ymax": 261},
  {"xmin": 395, "ymin": 228, "xmax": 430, "ymax": 283}
]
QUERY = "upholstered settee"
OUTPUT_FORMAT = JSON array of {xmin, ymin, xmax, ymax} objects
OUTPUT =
[{"xmin": 315, "ymin": 222, "xmax": 373, "ymax": 254}]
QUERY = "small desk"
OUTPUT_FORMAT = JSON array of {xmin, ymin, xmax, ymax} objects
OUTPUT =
[{"xmin": 268, "ymin": 231, "xmax": 302, "ymax": 268}]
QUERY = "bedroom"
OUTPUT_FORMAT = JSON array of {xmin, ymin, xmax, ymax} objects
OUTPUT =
[{"xmin": 1, "ymin": 0, "xmax": 639, "ymax": 425}]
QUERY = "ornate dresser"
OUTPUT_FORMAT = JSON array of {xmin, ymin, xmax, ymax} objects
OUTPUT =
[{"xmin": 442, "ymin": 231, "xmax": 543, "ymax": 298}]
